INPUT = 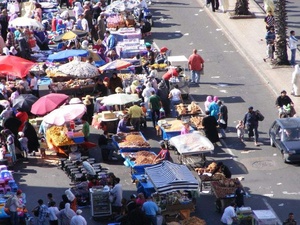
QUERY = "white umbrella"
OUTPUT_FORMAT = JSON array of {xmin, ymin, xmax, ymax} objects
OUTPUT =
[
  {"xmin": 58, "ymin": 60, "xmax": 99, "ymax": 78},
  {"xmin": 101, "ymin": 93, "xmax": 139, "ymax": 106},
  {"xmin": 9, "ymin": 17, "xmax": 44, "ymax": 30},
  {"xmin": 43, "ymin": 104, "xmax": 86, "ymax": 126}
]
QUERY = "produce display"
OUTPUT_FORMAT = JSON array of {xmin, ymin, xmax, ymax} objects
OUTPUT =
[
  {"xmin": 211, "ymin": 178, "xmax": 241, "ymax": 199},
  {"xmin": 106, "ymin": 14, "xmax": 126, "ymax": 29},
  {"xmin": 176, "ymin": 103, "xmax": 187, "ymax": 115},
  {"xmin": 116, "ymin": 132, "xmax": 150, "ymax": 148},
  {"xmin": 190, "ymin": 116, "xmax": 204, "ymax": 129},
  {"xmin": 182, "ymin": 216, "xmax": 206, "ymax": 225},
  {"xmin": 194, "ymin": 162, "xmax": 217, "ymax": 174},
  {"xmin": 195, "ymin": 162, "xmax": 226, "ymax": 181},
  {"xmin": 162, "ymin": 120, "xmax": 185, "ymax": 131},
  {"xmin": 132, "ymin": 151, "xmax": 157, "ymax": 165},
  {"xmin": 46, "ymin": 126, "xmax": 75, "ymax": 146},
  {"xmin": 187, "ymin": 101, "xmax": 202, "ymax": 114},
  {"xmin": 50, "ymin": 79, "xmax": 94, "ymax": 91}
]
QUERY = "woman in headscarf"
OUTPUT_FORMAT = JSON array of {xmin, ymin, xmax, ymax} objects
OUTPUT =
[
  {"xmin": 130, "ymin": 80, "xmax": 140, "ymax": 94},
  {"xmin": 202, "ymin": 110, "xmax": 219, "ymax": 144},
  {"xmin": 142, "ymin": 82, "xmax": 155, "ymax": 110},
  {"xmin": 22, "ymin": 120, "xmax": 39, "ymax": 153},
  {"xmin": 56, "ymin": 203, "xmax": 76, "ymax": 225},
  {"xmin": 73, "ymin": 2, "xmax": 84, "ymax": 19},
  {"xmin": 204, "ymin": 95, "xmax": 212, "ymax": 111},
  {"xmin": 157, "ymin": 80, "xmax": 170, "ymax": 116}
]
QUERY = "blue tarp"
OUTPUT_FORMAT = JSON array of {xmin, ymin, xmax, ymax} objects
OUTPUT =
[{"xmin": 47, "ymin": 50, "xmax": 89, "ymax": 62}]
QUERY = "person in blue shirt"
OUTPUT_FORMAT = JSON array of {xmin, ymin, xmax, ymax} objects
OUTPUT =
[
  {"xmin": 56, "ymin": 20, "xmax": 66, "ymax": 35},
  {"xmin": 106, "ymin": 30, "xmax": 117, "ymax": 51},
  {"xmin": 142, "ymin": 196, "xmax": 159, "ymax": 225},
  {"xmin": 117, "ymin": 115, "xmax": 133, "ymax": 133},
  {"xmin": 208, "ymin": 97, "xmax": 220, "ymax": 120}
]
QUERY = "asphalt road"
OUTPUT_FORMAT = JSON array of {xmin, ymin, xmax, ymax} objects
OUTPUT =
[{"xmin": 11, "ymin": 0, "xmax": 300, "ymax": 225}]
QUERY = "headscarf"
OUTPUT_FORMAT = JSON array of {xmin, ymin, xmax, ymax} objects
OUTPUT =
[
  {"xmin": 74, "ymin": 2, "xmax": 84, "ymax": 19},
  {"xmin": 204, "ymin": 96, "xmax": 212, "ymax": 111},
  {"xmin": 64, "ymin": 203, "xmax": 76, "ymax": 219},
  {"xmin": 213, "ymin": 96, "xmax": 218, "ymax": 103}
]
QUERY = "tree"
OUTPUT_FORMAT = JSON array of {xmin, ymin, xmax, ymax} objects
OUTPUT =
[
  {"xmin": 274, "ymin": 0, "xmax": 290, "ymax": 65},
  {"xmin": 235, "ymin": 0, "xmax": 250, "ymax": 15}
]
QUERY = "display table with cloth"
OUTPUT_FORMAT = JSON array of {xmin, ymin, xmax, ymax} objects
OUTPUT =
[
  {"xmin": 115, "ymin": 39, "xmax": 148, "ymax": 58},
  {"xmin": 110, "ymin": 28, "xmax": 142, "ymax": 42},
  {"xmin": 133, "ymin": 174, "xmax": 155, "ymax": 198},
  {"xmin": 112, "ymin": 132, "xmax": 151, "ymax": 152},
  {"xmin": 157, "ymin": 119, "xmax": 194, "ymax": 140}
]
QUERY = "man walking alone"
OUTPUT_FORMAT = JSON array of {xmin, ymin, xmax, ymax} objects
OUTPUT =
[
  {"xmin": 188, "ymin": 49, "xmax": 204, "ymax": 84},
  {"xmin": 289, "ymin": 30, "xmax": 298, "ymax": 66}
]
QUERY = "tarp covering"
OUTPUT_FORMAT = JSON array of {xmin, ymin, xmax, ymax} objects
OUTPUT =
[{"xmin": 145, "ymin": 161, "xmax": 199, "ymax": 193}]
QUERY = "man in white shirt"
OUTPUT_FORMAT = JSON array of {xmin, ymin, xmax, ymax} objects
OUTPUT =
[
  {"xmin": 110, "ymin": 177, "xmax": 123, "ymax": 215},
  {"xmin": 80, "ymin": 14, "xmax": 89, "ymax": 32},
  {"xmin": 29, "ymin": 72, "xmax": 39, "ymax": 97},
  {"xmin": 168, "ymin": 84, "xmax": 182, "ymax": 118},
  {"xmin": 289, "ymin": 30, "xmax": 298, "ymax": 66},
  {"xmin": 48, "ymin": 201, "xmax": 59, "ymax": 225},
  {"xmin": 221, "ymin": 202, "xmax": 237, "ymax": 225}
]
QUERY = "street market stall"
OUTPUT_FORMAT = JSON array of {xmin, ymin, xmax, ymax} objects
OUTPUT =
[
  {"xmin": 112, "ymin": 132, "xmax": 151, "ymax": 153},
  {"xmin": 157, "ymin": 119, "xmax": 194, "ymax": 140},
  {"xmin": 169, "ymin": 133, "xmax": 214, "ymax": 168},
  {"xmin": 176, "ymin": 102, "xmax": 204, "ymax": 119}
]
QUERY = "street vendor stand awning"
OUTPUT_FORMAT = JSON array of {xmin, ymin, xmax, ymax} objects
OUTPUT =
[
  {"xmin": 47, "ymin": 50, "xmax": 89, "ymax": 62},
  {"xmin": 57, "ymin": 60, "xmax": 99, "ymax": 78},
  {"xmin": 54, "ymin": 30, "xmax": 89, "ymax": 42},
  {"xmin": 101, "ymin": 93, "xmax": 139, "ymax": 106},
  {"xmin": 0, "ymin": 56, "xmax": 36, "ymax": 78},
  {"xmin": 9, "ymin": 17, "xmax": 44, "ymax": 30},
  {"xmin": 145, "ymin": 161, "xmax": 199, "ymax": 193},
  {"xmin": 169, "ymin": 133, "xmax": 214, "ymax": 155},
  {"xmin": 99, "ymin": 59, "xmax": 132, "ymax": 72}
]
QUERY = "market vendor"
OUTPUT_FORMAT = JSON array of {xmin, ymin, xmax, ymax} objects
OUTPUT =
[
  {"xmin": 8, "ymin": 189, "xmax": 24, "ymax": 225},
  {"xmin": 93, "ymin": 78, "xmax": 108, "ymax": 97},
  {"xmin": 153, "ymin": 141, "xmax": 170, "ymax": 163},
  {"xmin": 98, "ymin": 131, "xmax": 118, "ymax": 161},
  {"xmin": 88, "ymin": 177, "xmax": 100, "ymax": 189},
  {"xmin": 117, "ymin": 115, "xmax": 134, "ymax": 133},
  {"xmin": 211, "ymin": 162, "xmax": 232, "ymax": 179},
  {"xmin": 235, "ymin": 181, "xmax": 245, "ymax": 208},
  {"xmin": 81, "ymin": 116, "xmax": 90, "ymax": 142},
  {"xmin": 162, "ymin": 66, "xmax": 183, "ymax": 90}
]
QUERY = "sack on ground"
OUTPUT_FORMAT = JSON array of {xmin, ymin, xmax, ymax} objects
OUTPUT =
[{"xmin": 256, "ymin": 110, "xmax": 264, "ymax": 121}]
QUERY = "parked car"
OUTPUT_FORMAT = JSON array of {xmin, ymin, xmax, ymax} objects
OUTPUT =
[{"xmin": 269, "ymin": 118, "xmax": 300, "ymax": 163}]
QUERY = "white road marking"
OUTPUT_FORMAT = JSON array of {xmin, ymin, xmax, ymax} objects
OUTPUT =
[{"xmin": 184, "ymin": 33, "xmax": 189, "ymax": 36}]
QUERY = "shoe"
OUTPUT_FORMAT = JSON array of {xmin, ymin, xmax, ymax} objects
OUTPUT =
[
  {"xmin": 255, "ymin": 142, "xmax": 259, "ymax": 146},
  {"xmin": 263, "ymin": 58, "xmax": 266, "ymax": 62}
]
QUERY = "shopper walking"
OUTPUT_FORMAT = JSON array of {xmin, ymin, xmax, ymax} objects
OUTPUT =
[
  {"xmin": 243, "ymin": 106, "xmax": 260, "ymax": 146},
  {"xmin": 57, "ymin": 203, "xmax": 76, "ymax": 225},
  {"xmin": 217, "ymin": 100, "xmax": 228, "ymax": 138},
  {"xmin": 128, "ymin": 102, "xmax": 144, "ymax": 131},
  {"xmin": 149, "ymin": 91, "xmax": 162, "ymax": 127},
  {"xmin": 283, "ymin": 212, "xmax": 297, "ymax": 225},
  {"xmin": 48, "ymin": 201, "xmax": 59, "ymax": 225},
  {"xmin": 188, "ymin": 49, "xmax": 204, "ymax": 84},
  {"xmin": 37, "ymin": 199, "xmax": 49, "ymax": 225},
  {"xmin": 168, "ymin": 85, "xmax": 182, "ymax": 118},
  {"xmin": 8, "ymin": 190, "xmax": 23, "ymax": 225},
  {"xmin": 289, "ymin": 30, "xmax": 298, "ymax": 66},
  {"xmin": 70, "ymin": 209, "xmax": 87, "ymax": 225},
  {"xmin": 142, "ymin": 196, "xmax": 159, "ymax": 225}
]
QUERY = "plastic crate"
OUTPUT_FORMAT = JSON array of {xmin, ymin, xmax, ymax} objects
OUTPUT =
[{"xmin": 73, "ymin": 137, "xmax": 84, "ymax": 144}]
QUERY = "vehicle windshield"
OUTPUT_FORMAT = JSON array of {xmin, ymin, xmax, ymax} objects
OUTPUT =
[{"xmin": 281, "ymin": 128, "xmax": 300, "ymax": 141}]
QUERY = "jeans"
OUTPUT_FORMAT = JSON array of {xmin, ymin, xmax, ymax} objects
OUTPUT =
[
  {"xmin": 10, "ymin": 211, "xmax": 19, "ymax": 225},
  {"xmin": 130, "ymin": 117, "xmax": 141, "ymax": 131},
  {"xmin": 190, "ymin": 70, "xmax": 200, "ymax": 83},
  {"xmin": 170, "ymin": 100, "xmax": 181, "ymax": 118},
  {"xmin": 291, "ymin": 48, "xmax": 296, "ymax": 65},
  {"xmin": 151, "ymin": 109, "xmax": 160, "ymax": 127},
  {"xmin": 247, "ymin": 124, "xmax": 258, "ymax": 142}
]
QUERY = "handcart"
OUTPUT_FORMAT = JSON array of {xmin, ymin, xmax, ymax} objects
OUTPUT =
[
  {"xmin": 112, "ymin": 132, "xmax": 151, "ymax": 153},
  {"xmin": 169, "ymin": 132, "xmax": 214, "ymax": 168},
  {"xmin": 168, "ymin": 55, "xmax": 190, "ymax": 99}
]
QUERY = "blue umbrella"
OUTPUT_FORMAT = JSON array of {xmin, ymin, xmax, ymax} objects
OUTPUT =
[{"xmin": 47, "ymin": 50, "xmax": 89, "ymax": 62}]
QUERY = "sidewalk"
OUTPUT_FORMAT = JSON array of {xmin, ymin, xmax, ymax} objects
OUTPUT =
[{"xmin": 198, "ymin": 0, "xmax": 300, "ymax": 112}]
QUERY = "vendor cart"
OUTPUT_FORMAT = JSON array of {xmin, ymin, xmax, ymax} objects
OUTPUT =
[
  {"xmin": 169, "ymin": 132, "xmax": 214, "ymax": 168},
  {"xmin": 112, "ymin": 132, "xmax": 151, "ymax": 153},
  {"xmin": 168, "ymin": 55, "xmax": 190, "ymax": 99},
  {"xmin": 157, "ymin": 119, "xmax": 194, "ymax": 141}
]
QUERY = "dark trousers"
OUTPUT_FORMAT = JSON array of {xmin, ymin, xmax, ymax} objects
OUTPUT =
[
  {"xmin": 247, "ymin": 124, "xmax": 258, "ymax": 142},
  {"xmin": 146, "ymin": 215, "xmax": 157, "ymax": 225},
  {"xmin": 10, "ymin": 211, "xmax": 19, "ymax": 225},
  {"xmin": 151, "ymin": 109, "xmax": 160, "ymax": 127},
  {"xmin": 211, "ymin": 0, "xmax": 219, "ymax": 11},
  {"xmin": 49, "ymin": 220, "xmax": 59, "ymax": 225},
  {"xmin": 131, "ymin": 117, "xmax": 141, "ymax": 131}
]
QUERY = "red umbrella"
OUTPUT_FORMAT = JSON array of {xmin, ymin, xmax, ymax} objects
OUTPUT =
[
  {"xmin": 31, "ymin": 93, "xmax": 69, "ymax": 116},
  {"xmin": 0, "ymin": 55, "xmax": 36, "ymax": 78},
  {"xmin": 99, "ymin": 59, "xmax": 132, "ymax": 72}
]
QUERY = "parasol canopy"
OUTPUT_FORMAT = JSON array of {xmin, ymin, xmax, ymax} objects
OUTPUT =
[
  {"xmin": 101, "ymin": 93, "xmax": 139, "ymax": 106},
  {"xmin": 47, "ymin": 50, "xmax": 89, "ymax": 62},
  {"xmin": 145, "ymin": 161, "xmax": 199, "ymax": 193},
  {"xmin": 0, "ymin": 56, "xmax": 36, "ymax": 78},
  {"xmin": 43, "ymin": 104, "xmax": 87, "ymax": 126},
  {"xmin": 57, "ymin": 60, "xmax": 99, "ymax": 78},
  {"xmin": 9, "ymin": 17, "xmax": 44, "ymax": 30},
  {"xmin": 31, "ymin": 93, "xmax": 69, "ymax": 116},
  {"xmin": 54, "ymin": 30, "xmax": 88, "ymax": 42},
  {"xmin": 99, "ymin": 59, "xmax": 132, "ymax": 72},
  {"xmin": 12, "ymin": 94, "xmax": 38, "ymax": 111}
]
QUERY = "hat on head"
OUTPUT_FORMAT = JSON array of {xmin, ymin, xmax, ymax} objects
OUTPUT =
[
  {"xmin": 160, "ymin": 47, "xmax": 168, "ymax": 53},
  {"xmin": 16, "ymin": 189, "xmax": 22, "ymax": 195},
  {"xmin": 145, "ymin": 42, "xmax": 151, "ymax": 48},
  {"xmin": 18, "ymin": 132, "xmax": 24, "ymax": 137},
  {"xmin": 248, "ymin": 106, "xmax": 253, "ymax": 110},
  {"xmin": 281, "ymin": 90, "xmax": 287, "ymax": 94},
  {"xmin": 81, "ymin": 40, "xmax": 89, "ymax": 49},
  {"xmin": 76, "ymin": 209, "xmax": 82, "ymax": 215},
  {"xmin": 115, "ymin": 87, "xmax": 123, "ymax": 93},
  {"xmin": 69, "ymin": 97, "xmax": 82, "ymax": 104}
]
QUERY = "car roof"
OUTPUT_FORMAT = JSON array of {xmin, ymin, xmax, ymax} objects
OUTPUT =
[{"xmin": 275, "ymin": 118, "xmax": 300, "ymax": 129}]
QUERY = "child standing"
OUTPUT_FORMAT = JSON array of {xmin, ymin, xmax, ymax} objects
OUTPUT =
[
  {"xmin": 263, "ymin": 40, "xmax": 275, "ymax": 62},
  {"xmin": 236, "ymin": 120, "xmax": 245, "ymax": 142},
  {"xmin": 18, "ymin": 132, "xmax": 29, "ymax": 159}
]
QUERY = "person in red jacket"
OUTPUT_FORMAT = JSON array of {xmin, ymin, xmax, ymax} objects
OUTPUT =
[
  {"xmin": 162, "ymin": 66, "xmax": 182, "ymax": 90},
  {"xmin": 188, "ymin": 49, "xmax": 204, "ymax": 84},
  {"xmin": 16, "ymin": 109, "xmax": 28, "ymax": 132}
]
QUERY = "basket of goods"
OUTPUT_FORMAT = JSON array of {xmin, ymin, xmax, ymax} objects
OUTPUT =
[
  {"xmin": 176, "ymin": 103, "xmax": 187, "ymax": 115},
  {"xmin": 46, "ymin": 126, "xmax": 75, "ymax": 146},
  {"xmin": 211, "ymin": 178, "xmax": 240, "ymax": 198},
  {"xmin": 187, "ymin": 101, "xmax": 202, "ymax": 114}
]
